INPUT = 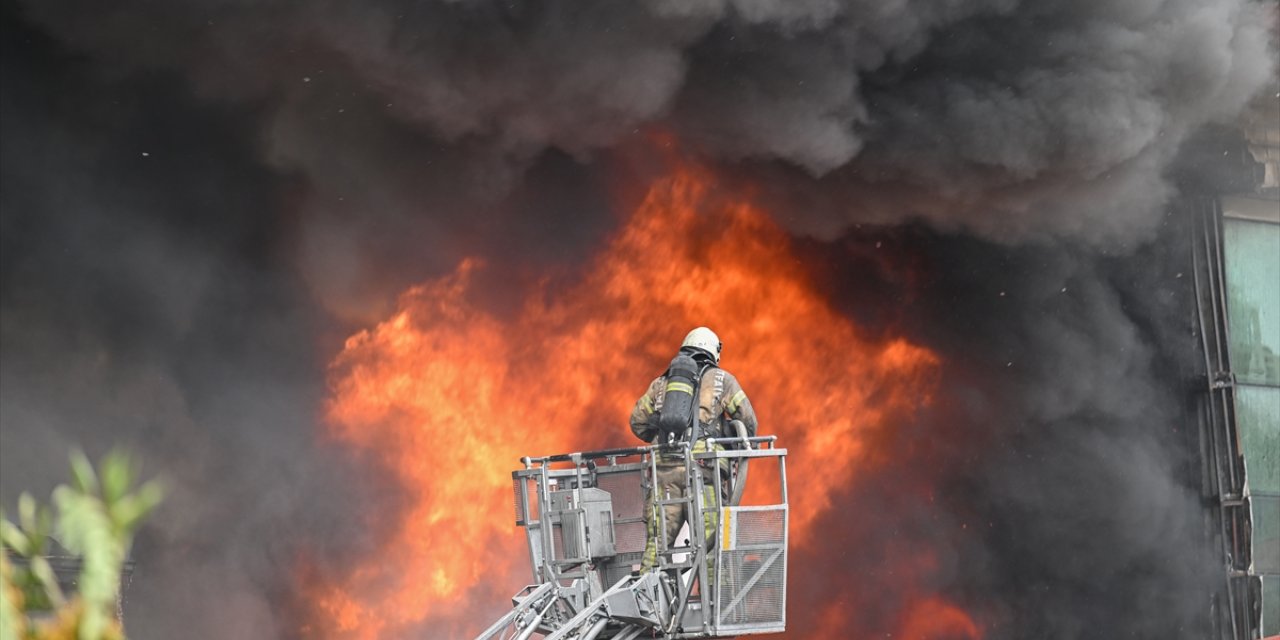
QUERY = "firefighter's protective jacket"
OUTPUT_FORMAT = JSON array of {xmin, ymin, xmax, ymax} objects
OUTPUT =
[{"xmin": 629, "ymin": 366, "xmax": 757, "ymax": 443}]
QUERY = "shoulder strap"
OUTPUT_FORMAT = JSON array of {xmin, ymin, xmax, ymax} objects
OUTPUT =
[{"xmin": 689, "ymin": 363, "xmax": 717, "ymax": 442}]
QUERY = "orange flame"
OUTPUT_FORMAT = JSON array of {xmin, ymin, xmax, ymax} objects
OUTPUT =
[
  {"xmin": 303, "ymin": 162, "xmax": 971, "ymax": 637},
  {"xmin": 897, "ymin": 597, "xmax": 983, "ymax": 640}
]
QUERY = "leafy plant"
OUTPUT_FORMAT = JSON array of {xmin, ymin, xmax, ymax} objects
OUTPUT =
[{"xmin": 1, "ymin": 450, "xmax": 162, "ymax": 640}]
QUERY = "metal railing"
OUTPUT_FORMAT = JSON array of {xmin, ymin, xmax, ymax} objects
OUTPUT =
[{"xmin": 480, "ymin": 436, "xmax": 788, "ymax": 639}]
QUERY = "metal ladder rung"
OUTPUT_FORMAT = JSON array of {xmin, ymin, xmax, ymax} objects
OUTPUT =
[{"xmin": 655, "ymin": 497, "xmax": 694, "ymax": 506}]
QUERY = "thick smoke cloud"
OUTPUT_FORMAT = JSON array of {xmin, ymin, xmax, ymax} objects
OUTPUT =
[
  {"xmin": 1, "ymin": 0, "xmax": 1275, "ymax": 638},
  {"xmin": 13, "ymin": 0, "xmax": 1273, "ymax": 301},
  {"xmin": 781, "ymin": 217, "xmax": 1219, "ymax": 637},
  {"xmin": 0, "ymin": 15, "xmax": 380, "ymax": 638}
]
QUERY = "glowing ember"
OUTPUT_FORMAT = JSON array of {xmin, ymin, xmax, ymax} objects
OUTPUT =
[{"xmin": 303, "ymin": 163, "xmax": 964, "ymax": 637}]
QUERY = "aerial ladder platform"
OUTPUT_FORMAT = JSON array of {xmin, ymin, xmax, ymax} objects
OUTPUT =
[{"xmin": 476, "ymin": 431, "xmax": 788, "ymax": 640}]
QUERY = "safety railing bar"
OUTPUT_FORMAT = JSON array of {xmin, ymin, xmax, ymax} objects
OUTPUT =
[
  {"xmin": 541, "ymin": 446, "xmax": 652, "ymax": 463},
  {"xmin": 685, "ymin": 448, "xmax": 715, "ymax": 636},
  {"xmin": 705, "ymin": 435, "xmax": 777, "ymax": 446},
  {"xmin": 525, "ymin": 438, "xmax": 778, "ymax": 466},
  {"xmin": 712, "ymin": 441, "xmax": 727, "ymax": 627},
  {"xmin": 695, "ymin": 449, "xmax": 788, "ymax": 460},
  {"xmin": 591, "ymin": 463, "xmax": 650, "ymax": 473},
  {"xmin": 720, "ymin": 543, "xmax": 786, "ymax": 553},
  {"xmin": 714, "ymin": 623, "xmax": 787, "ymax": 634},
  {"xmin": 723, "ymin": 504, "xmax": 787, "ymax": 512}
]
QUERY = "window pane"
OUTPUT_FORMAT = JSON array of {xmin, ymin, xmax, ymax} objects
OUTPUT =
[
  {"xmin": 1252, "ymin": 495, "xmax": 1280, "ymax": 575},
  {"xmin": 1264, "ymin": 575, "xmax": 1280, "ymax": 637},
  {"xmin": 1223, "ymin": 218, "xmax": 1280, "ymax": 386},
  {"xmin": 1237, "ymin": 385, "xmax": 1280, "ymax": 496}
]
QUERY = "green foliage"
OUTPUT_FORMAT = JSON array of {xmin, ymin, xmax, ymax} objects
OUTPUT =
[
  {"xmin": 1, "ymin": 450, "xmax": 162, "ymax": 640},
  {"xmin": 1, "ymin": 495, "xmax": 61, "ymax": 613}
]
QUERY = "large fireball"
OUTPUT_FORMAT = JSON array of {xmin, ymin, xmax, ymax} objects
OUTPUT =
[{"xmin": 304, "ymin": 163, "xmax": 958, "ymax": 637}]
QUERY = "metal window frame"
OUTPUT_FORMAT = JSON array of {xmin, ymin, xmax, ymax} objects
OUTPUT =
[{"xmin": 1192, "ymin": 195, "xmax": 1268, "ymax": 639}]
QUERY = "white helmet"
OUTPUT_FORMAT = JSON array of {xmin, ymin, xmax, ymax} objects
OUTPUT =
[{"xmin": 681, "ymin": 327, "xmax": 722, "ymax": 363}]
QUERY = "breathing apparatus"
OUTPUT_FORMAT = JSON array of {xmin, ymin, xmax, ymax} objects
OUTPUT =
[{"xmin": 654, "ymin": 327, "xmax": 722, "ymax": 444}]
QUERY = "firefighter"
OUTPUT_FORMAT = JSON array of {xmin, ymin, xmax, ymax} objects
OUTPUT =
[{"xmin": 630, "ymin": 327, "xmax": 758, "ymax": 573}]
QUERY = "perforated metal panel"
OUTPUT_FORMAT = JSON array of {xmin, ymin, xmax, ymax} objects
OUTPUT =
[
  {"xmin": 551, "ymin": 522, "xmax": 565, "ymax": 560},
  {"xmin": 716, "ymin": 505, "xmax": 787, "ymax": 632},
  {"xmin": 614, "ymin": 520, "xmax": 647, "ymax": 554},
  {"xmin": 596, "ymin": 470, "xmax": 645, "ymax": 520},
  {"xmin": 731, "ymin": 509, "xmax": 785, "ymax": 546},
  {"xmin": 597, "ymin": 468, "xmax": 648, "ymax": 555},
  {"xmin": 512, "ymin": 476, "xmax": 540, "ymax": 526}
]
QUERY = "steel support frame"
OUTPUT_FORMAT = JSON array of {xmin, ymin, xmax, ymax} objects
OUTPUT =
[
  {"xmin": 488, "ymin": 438, "xmax": 786, "ymax": 639},
  {"xmin": 1191, "ymin": 196, "xmax": 1261, "ymax": 640}
]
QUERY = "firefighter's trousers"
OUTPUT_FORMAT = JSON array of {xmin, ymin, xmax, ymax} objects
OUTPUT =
[{"xmin": 641, "ymin": 460, "xmax": 719, "ymax": 572}]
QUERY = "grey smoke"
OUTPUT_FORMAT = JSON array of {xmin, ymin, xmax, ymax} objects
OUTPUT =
[
  {"xmin": 1, "ymin": 0, "xmax": 1275, "ymax": 638},
  {"xmin": 16, "ymin": 0, "xmax": 1273, "ymax": 258},
  {"xmin": 780, "ymin": 224, "xmax": 1219, "ymax": 637}
]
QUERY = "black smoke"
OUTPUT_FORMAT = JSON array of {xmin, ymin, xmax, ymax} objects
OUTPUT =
[
  {"xmin": 781, "ymin": 213, "xmax": 1224, "ymax": 637},
  {"xmin": 1, "ymin": 0, "xmax": 1274, "ymax": 638}
]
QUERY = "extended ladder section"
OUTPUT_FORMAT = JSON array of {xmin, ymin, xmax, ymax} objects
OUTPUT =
[{"xmin": 476, "ymin": 437, "xmax": 788, "ymax": 640}]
